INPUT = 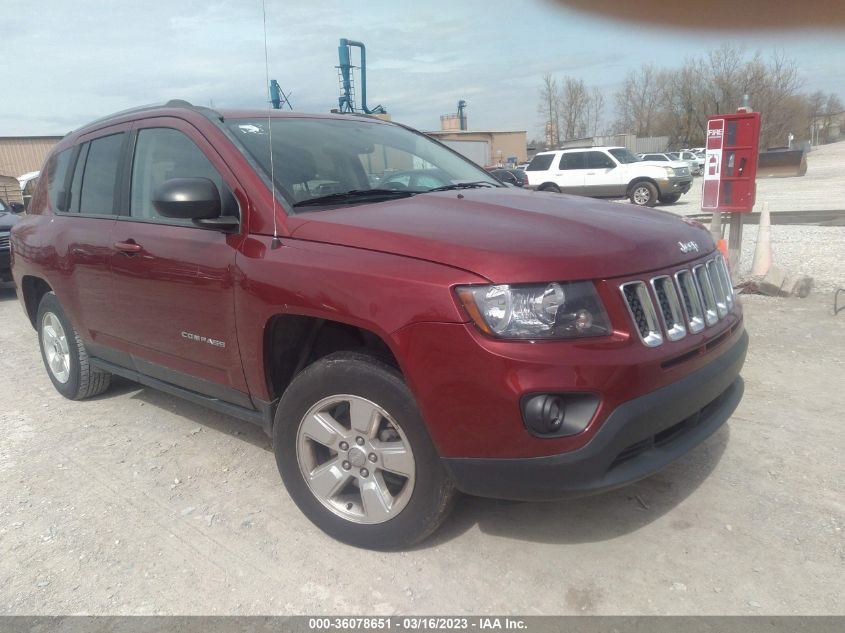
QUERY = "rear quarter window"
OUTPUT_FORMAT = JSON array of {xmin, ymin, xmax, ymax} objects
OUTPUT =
[
  {"xmin": 526, "ymin": 154, "xmax": 554, "ymax": 171},
  {"xmin": 77, "ymin": 133, "xmax": 125, "ymax": 215},
  {"xmin": 46, "ymin": 149, "xmax": 72, "ymax": 212}
]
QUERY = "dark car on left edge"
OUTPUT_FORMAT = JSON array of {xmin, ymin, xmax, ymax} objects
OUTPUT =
[{"xmin": 1, "ymin": 199, "xmax": 25, "ymax": 282}]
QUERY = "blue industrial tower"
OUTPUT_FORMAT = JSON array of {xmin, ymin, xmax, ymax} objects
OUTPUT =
[{"xmin": 336, "ymin": 38, "xmax": 386, "ymax": 114}]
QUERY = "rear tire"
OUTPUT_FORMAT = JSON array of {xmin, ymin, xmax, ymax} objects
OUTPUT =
[
  {"xmin": 659, "ymin": 194, "xmax": 682, "ymax": 205},
  {"xmin": 628, "ymin": 181, "xmax": 658, "ymax": 207},
  {"xmin": 538, "ymin": 183, "xmax": 561, "ymax": 193},
  {"xmin": 273, "ymin": 351, "xmax": 456, "ymax": 550},
  {"xmin": 36, "ymin": 292, "xmax": 111, "ymax": 400}
]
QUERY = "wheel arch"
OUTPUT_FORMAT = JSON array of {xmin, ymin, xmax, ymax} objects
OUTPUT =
[
  {"xmin": 262, "ymin": 312, "xmax": 401, "ymax": 405},
  {"xmin": 20, "ymin": 276, "xmax": 53, "ymax": 328},
  {"xmin": 627, "ymin": 177, "xmax": 660, "ymax": 194}
]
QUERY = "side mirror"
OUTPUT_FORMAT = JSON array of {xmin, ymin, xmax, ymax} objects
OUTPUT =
[
  {"xmin": 152, "ymin": 178, "xmax": 221, "ymax": 220},
  {"xmin": 9, "ymin": 202, "xmax": 25, "ymax": 213}
]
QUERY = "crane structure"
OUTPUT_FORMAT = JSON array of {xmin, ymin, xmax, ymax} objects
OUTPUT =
[
  {"xmin": 336, "ymin": 38, "xmax": 386, "ymax": 114},
  {"xmin": 269, "ymin": 79, "xmax": 293, "ymax": 110}
]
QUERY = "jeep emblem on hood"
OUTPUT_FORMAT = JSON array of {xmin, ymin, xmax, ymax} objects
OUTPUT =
[{"xmin": 678, "ymin": 240, "xmax": 699, "ymax": 253}]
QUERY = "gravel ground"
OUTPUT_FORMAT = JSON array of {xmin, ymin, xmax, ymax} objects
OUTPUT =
[
  {"xmin": 736, "ymin": 224, "xmax": 845, "ymax": 291},
  {"xmin": 1, "ymin": 141, "xmax": 843, "ymax": 617},
  {"xmin": 1, "ymin": 279, "xmax": 844, "ymax": 615},
  {"xmin": 668, "ymin": 140, "xmax": 845, "ymax": 216}
]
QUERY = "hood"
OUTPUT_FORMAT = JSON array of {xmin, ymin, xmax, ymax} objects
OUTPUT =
[
  {"xmin": 639, "ymin": 160, "xmax": 689, "ymax": 170},
  {"xmin": 287, "ymin": 188, "xmax": 714, "ymax": 283},
  {"xmin": 0, "ymin": 211, "xmax": 21, "ymax": 232}
]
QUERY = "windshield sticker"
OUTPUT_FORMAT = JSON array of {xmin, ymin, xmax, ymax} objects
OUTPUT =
[{"xmin": 237, "ymin": 124, "xmax": 265, "ymax": 134}]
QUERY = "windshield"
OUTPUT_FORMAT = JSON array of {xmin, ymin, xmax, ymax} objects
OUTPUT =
[
  {"xmin": 226, "ymin": 117, "xmax": 500, "ymax": 209},
  {"xmin": 608, "ymin": 148, "xmax": 641, "ymax": 164}
]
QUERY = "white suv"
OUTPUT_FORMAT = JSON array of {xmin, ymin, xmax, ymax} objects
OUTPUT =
[{"xmin": 525, "ymin": 146, "xmax": 693, "ymax": 206}]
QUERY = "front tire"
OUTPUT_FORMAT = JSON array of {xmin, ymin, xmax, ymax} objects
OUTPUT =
[
  {"xmin": 36, "ymin": 292, "xmax": 111, "ymax": 400},
  {"xmin": 538, "ymin": 183, "xmax": 561, "ymax": 193},
  {"xmin": 628, "ymin": 181, "xmax": 658, "ymax": 207},
  {"xmin": 273, "ymin": 351, "xmax": 456, "ymax": 550}
]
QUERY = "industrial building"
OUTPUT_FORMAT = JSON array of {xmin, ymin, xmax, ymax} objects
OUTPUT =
[
  {"xmin": 0, "ymin": 136, "xmax": 61, "ymax": 204},
  {"xmin": 427, "ymin": 125, "xmax": 527, "ymax": 168}
]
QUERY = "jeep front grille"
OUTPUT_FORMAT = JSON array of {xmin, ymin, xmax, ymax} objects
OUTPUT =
[
  {"xmin": 620, "ymin": 281, "xmax": 663, "ymax": 347},
  {"xmin": 650, "ymin": 276, "xmax": 686, "ymax": 341},
  {"xmin": 674, "ymin": 270, "xmax": 705, "ymax": 334},
  {"xmin": 621, "ymin": 256, "xmax": 734, "ymax": 347},
  {"xmin": 693, "ymin": 263, "xmax": 719, "ymax": 326}
]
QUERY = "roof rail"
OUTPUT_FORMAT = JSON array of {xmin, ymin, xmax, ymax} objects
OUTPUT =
[{"xmin": 74, "ymin": 99, "xmax": 224, "ymax": 133}]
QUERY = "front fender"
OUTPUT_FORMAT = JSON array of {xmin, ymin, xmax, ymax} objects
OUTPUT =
[{"xmin": 234, "ymin": 235, "xmax": 484, "ymax": 400}]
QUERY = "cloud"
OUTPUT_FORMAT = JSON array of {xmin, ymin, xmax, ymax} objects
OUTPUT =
[{"xmin": 1, "ymin": 0, "xmax": 842, "ymax": 137}]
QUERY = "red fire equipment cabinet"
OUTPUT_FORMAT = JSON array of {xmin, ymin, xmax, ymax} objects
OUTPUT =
[{"xmin": 702, "ymin": 111, "xmax": 761, "ymax": 213}]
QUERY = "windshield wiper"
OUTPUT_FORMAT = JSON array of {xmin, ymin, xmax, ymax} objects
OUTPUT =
[
  {"xmin": 293, "ymin": 189, "xmax": 416, "ymax": 208},
  {"xmin": 425, "ymin": 181, "xmax": 498, "ymax": 193}
]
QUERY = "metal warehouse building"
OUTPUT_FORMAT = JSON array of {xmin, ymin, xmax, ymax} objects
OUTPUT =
[
  {"xmin": 426, "ymin": 129, "xmax": 528, "ymax": 168},
  {"xmin": 0, "ymin": 136, "xmax": 62, "ymax": 204}
]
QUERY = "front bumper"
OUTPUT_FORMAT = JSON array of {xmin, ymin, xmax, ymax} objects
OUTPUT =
[
  {"xmin": 661, "ymin": 176, "xmax": 693, "ymax": 195},
  {"xmin": 442, "ymin": 329, "xmax": 747, "ymax": 501},
  {"xmin": 0, "ymin": 249, "xmax": 11, "ymax": 281}
]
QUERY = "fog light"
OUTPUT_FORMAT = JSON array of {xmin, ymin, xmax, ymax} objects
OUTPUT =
[
  {"xmin": 523, "ymin": 394, "xmax": 567, "ymax": 435},
  {"xmin": 521, "ymin": 392, "xmax": 600, "ymax": 438}
]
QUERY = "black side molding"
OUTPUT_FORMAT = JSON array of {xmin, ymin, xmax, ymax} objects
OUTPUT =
[{"xmin": 89, "ymin": 357, "xmax": 276, "ymax": 435}]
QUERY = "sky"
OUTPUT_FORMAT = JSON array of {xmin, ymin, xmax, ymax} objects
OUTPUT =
[{"xmin": 2, "ymin": 0, "xmax": 844, "ymax": 139}]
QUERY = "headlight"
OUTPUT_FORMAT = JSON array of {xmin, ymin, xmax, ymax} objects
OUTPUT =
[
  {"xmin": 663, "ymin": 166, "xmax": 676, "ymax": 177},
  {"xmin": 455, "ymin": 281, "xmax": 611, "ymax": 339}
]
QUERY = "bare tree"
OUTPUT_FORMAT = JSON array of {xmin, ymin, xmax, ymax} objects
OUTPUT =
[
  {"xmin": 810, "ymin": 92, "xmax": 845, "ymax": 144},
  {"xmin": 540, "ymin": 47, "xmax": 826, "ymax": 150},
  {"xmin": 585, "ymin": 87, "xmax": 605, "ymax": 137},
  {"xmin": 614, "ymin": 64, "xmax": 666, "ymax": 136},
  {"xmin": 662, "ymin": 57, "xmax": 707, "ymax": 147},
  {"xmin": 559, "ymin": 77, "xmax": 590, "ymax": 140},
  {"xmin": 703, "ymin": 45, "xmax": 747, "ymax": 115},
  {"xmin": 749, "ymin": 51, "xmax": 803, "ymax": 148},
  {"xmin": 537, "ymin": 73, "xmax": 560, "ymax": 147}
]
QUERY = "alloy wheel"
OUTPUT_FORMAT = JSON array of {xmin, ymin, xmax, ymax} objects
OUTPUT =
[
  {"xmin": 633, "ymin": 185, "xmax": 652, "ymax": 205},
  {"xmin": 41, "ymin": 312, "xmax": 71, "ymax": 383},
  {"xmin": 296, "ymin": 394, "xmax": 416, "ymax": 524}
]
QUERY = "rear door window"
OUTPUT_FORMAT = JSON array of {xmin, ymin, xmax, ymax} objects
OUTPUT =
[
  {"xmin": 559, "ymin": 152, "xmax": 586, "ymax": 170},
  {"xmin": 77, "ymin": 133, "xmax": 125, "ymax": 215},
  {"xmin": 585, "ymin": 151, "xmax": 615, "ymax": 169}
]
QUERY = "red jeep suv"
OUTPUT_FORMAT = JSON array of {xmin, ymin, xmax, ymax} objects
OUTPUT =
[{"xmin": 11, "ymin": 101, "xmax": 747, "ymax": 549}]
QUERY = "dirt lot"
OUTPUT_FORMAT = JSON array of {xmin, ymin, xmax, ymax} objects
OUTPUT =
[
  {"xmin": 1, "ymin": 279, "xmax": 843, "ymax": 616},
  {"xmin": 666, "ymin": 140, "xmax": 845, "ymax": 216}
]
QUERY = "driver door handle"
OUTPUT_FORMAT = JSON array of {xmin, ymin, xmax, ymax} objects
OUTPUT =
[{"xmin": 114, "ymin": 240, "xmax": 142, "ymax": 254}]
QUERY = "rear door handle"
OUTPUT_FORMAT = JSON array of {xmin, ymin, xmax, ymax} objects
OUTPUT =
[{"xmin": 114, "ymin": 240, "xmax": 142, "ymax": 254}]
